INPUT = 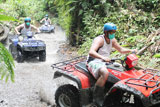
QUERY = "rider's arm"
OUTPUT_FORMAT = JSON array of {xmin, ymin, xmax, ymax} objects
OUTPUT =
[
  {"xmin": 15, "ymin": 24, "xmax": 23, "ymax": 35},
  {"xmin": 40, "ymin": 18, "xmax": 45, "ymax": 23},
  {"xmin": 112, "ymin": 38, "xmax": 135, "ymax": 54},
  {"xmin": 89, "ymin": 37, "xmax": 110, "ymax": 62},
  {"xmin": 49, "ymin": 18, "xmax": 51, "ymax": 24},
  {"xmin": 31, "ymin": 25, "xmax": 40, "ymax": 32}
]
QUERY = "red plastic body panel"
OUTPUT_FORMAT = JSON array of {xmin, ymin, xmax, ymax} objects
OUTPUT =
[
  {"xmin": 63, "ymin": 64, "xmax": 91, "ymax": 89},
  {"xmin": 108, "ymin": 68, "xmax": 143, "ymax": 80},
  {"xmin": 56, "ymin": 57, "xmax": 160, "ymax": 98},
  {"xmin": 114, "ymin": 69, "xmax": 160, "ymax": 97}
]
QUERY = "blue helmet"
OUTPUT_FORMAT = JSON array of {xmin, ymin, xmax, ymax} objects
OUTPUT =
[
  {"xmin": 45, "ymin": 14, "xmax": 48, "ymax": 17},
  {"xmin": 104, "ymin": 23, "xmax": 117, "ymax": 31},
  {"xmin": 24, "ymin": 17, "xmax": 31, "ymax": 22}
]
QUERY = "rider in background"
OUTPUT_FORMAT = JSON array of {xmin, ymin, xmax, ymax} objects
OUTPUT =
[
  {"xmin": 15, "ymin": 17, "xmax": 40, "ymax": 35},
  {"xmin": 87, "ymin": 23, "xmax": 137, "ymax": 107},
  {"xmin": 40, "ymin": 14, "xmax": 51, "ymax": 26}
]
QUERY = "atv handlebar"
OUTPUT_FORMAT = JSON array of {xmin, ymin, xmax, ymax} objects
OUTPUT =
[
  {"xmin": 111, "ymin": 58, "xmax": 121, "ymax": 62},
  {"xmin": 132, "ymin": 51, "xmax": 136, "ymax": 54}
]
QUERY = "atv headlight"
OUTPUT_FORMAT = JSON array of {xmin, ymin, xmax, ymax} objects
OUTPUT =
[{"xmin": 125, "ymin": 54, "xmax": 138, "ymax": 68}]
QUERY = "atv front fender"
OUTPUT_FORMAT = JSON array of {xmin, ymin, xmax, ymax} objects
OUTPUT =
[
  {"xmin": 105, "ymin": 82, "xmax": 152, "ymax": 107},
  {"xmin": 53, "ymin": 70, "xmax": 83, "ymax": 89}
]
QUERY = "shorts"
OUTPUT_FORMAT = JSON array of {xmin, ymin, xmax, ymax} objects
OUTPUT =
[{"xmin": 87, "ymin": 59, "xmax": 106, "ymax": 79}]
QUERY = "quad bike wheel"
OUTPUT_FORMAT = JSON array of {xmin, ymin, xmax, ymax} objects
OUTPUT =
[
  {"xmin": 55, "ymin": 84, "xmax": 80, "ymax": 107},
  {"xmin": 39, "ymin": 50, "xmax": 46, "ymax": 61},
  {"xmin": 51, "ymin": 28, "xmax": 55, "ymax": 33},
  {"xmin": 9, "ymin": 44, "xmax": 17, "ymax": 59},
  {"xmin": 17, "ymin": 49, "xmax": 24, "ymax": 63},
  {"xmin": 103, "ymin": 89, "xmax": 143, "ymax": 107}
]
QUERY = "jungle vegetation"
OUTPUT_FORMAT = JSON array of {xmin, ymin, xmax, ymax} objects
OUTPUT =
[{"xmin": 0, "ymin": 0, "xmax": 160, "ymax": 70}]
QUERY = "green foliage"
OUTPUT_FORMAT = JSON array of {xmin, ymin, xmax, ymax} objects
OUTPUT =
[
  {"xmin": 82, "ymin": 10, "xmax": 103, "ymax": 39},
  {"xmin": 0, "ymin": 15, "xmax": 16, "ymax": 21},
  {"xmin": 78, "ymin": 38, "xmax": 92, "ymax": 55},
  {"xmin": 136, "ymin": 0, "xmax": 159, "ymax": 12},
  {"xmin": 0, "ymin": 8, "xmax": 17, "ymax": 21},
  {"xmin": 0, "ymin": 8, "xmax": 16, "ymax": 82},
  {"xmin": 154, "ymin": 54, "xmax": 160, "ymax": 58},
  {"xmin": 3, "ymin": 0, "xmax": 158, "ymax": 69},
  {"xmin": 1, "ymin": 0, "xmax": 47, "ymax": 23},
  {"xmin": 138, "ymin": 52, "xmax": 160, "ymax": 69},
  {"xmin": 0, "ymin": 43, "xmax": 14, "ymax": 82}
]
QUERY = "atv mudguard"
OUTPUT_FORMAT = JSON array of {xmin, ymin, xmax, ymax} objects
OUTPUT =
[
  {"xmin": 54, "ymin": 70, "xmax": 90, "ymax": 89},
  {"xmin": 10, "ymin": 37, "xmax": 19, "ymax": 46},
  {"xmin": 54, "ymin": 70, "xmax": 94, "ymax": 106},
  {"xmin": 105, "ymin": 81, "xmax": 159, "ymax": 107}
]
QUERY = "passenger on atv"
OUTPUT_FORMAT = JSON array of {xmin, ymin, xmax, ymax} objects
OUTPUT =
[
  {"xmin": 87, "ymin": 23, "xmax": 137, "ymax": 106},
  {"xmin": 15, "ymin": 17, "xmax": 40, "ymax": 36},
  {"xmin": 40, "ymin": 14, "xmax": 51, "ymax": 27}
]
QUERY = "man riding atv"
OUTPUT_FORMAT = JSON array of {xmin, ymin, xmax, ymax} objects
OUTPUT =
[
  {"xmin": 15, "ymin": 17, "xmax": 40, "ymax": 36},
  {"xmin": 40, "ymin": 14, "xmax": 51, "ymax": 26},
  {"xmin": 39, "ymin": 14, "xmax": 55, "ymax": 33},
  {"xmin": 87, "ymin": 23, "xmax": 137, "ymax": 106}
]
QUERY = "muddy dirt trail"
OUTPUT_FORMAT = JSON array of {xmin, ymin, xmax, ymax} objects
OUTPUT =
[{"xmin": 0, "ymin": 26, "xmax": 67, "ymax": 107}]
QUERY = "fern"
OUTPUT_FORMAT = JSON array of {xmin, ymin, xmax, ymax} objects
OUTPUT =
[{"xmin": 0, "ymin": 43, "xmax": 15, "ymax": 82}]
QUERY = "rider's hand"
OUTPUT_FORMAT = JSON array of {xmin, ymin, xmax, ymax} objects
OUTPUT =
[
  {"xmin": 131, "ymin": 49, "xmax": 137, "ymax": 54},
  {"xmin": 102, "ymin": 57, "xmax": 111, "ymax": 62},
  {"xmin": 37, "ymin": 29, "xmax": 41, "ymax": 33},
  {"xmin": 17, "ymin": 32, "xmax": 21, "ymax": 35}
]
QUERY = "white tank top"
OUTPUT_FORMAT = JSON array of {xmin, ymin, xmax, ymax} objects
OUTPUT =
[
  {"xmin": 21, "ymin": 24, "xmax": 31, "ymax": 35},
  {"xmin": 44, "ymin": 19, "xmax": 50, "ymax": 25},
  {"xmin": 97, "ymin": 35, "xmax": 112, "ymax": 57},
  {"xmin": 87, "ymin": 35, "xmax": 112, "ymax": 62}
]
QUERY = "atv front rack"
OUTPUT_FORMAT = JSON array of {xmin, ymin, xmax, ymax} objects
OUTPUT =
[
  {"xmin": 51, "ymin": 56, "xmax": 93, "ymax": 88},
  {"xmin": 125, "ymin": 69, "xmax": 160, "ymax": 90},
  {"xmin": 51, "ymin": 56, "xmax": 86, "ymax": 72}
]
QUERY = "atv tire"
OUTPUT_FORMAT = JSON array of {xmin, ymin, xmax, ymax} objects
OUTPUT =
[
  {"xmin": 55, "ymin": 84, "xmax": 80, "ymax": 107},
  {"xmin": 39, "ymin": 50, "xmax": 46, "ymax": 61},
  {"xmin": 51, "ymin": 29, "xmax": 54, "ymax": 33},
  {"xmin": 17, "ymin": 49, "xmax": 24, "ymax": 63},
  {"xmin": 9, "ymin": 44, "xmax": 17, "ymax": 59},
  {"xmin": 103, "ymin": 89, "xmax": 143, "ymax": 107}
]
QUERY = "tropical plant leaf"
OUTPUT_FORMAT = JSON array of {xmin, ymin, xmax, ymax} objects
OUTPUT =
[
  {"xmin": 0, "ymin": 14, "xmax": 17, "ymax": 21},
  {"xmin": 5, "ymin": 73, "xmax": 9, "ymax": 82},
  {"xmin": 0, "ymin": 8, "xmax": 4, "ymax": 12},
  {"xmin": 154, "ymin": 54, "xmax": 160, "ymax": 58},
  {"xmin": 0, "ymin": 43, "xmax": 14, "ymax": 82},
  {"xmin": 1, "ymin": 70, "xmax": 7, "ymax": 80}
]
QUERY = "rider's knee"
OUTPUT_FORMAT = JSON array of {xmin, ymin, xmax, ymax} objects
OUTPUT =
[{"xmin": 99, "ymin": 67, "xmax": 109, "ymax": 77}]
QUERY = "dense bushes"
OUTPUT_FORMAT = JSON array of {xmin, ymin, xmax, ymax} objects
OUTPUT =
[
  {"xmin": 0, "ymin": 0, "xmax": 159, "ymax": 69},
  {"xmin": 0, "ymin": 0, "xmax": 47, "ymax": 25},
  {"xmin": 47, "ymin": 0, "xmax": 160, "ymax": 69}
]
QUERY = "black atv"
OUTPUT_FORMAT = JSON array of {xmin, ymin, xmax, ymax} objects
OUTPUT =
[{"xmin": 9, "ymin": 31, "xmax": 46, "ymax": 63}]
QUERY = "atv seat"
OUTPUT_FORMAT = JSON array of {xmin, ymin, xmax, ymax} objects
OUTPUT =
[
  {"xmin": 75, "ymin": 62, "xmax": 96, "ymax": 86},
  {"xmin": 75, "ymin": 61, "xmax": 122, "ymax": 84},
  {"xmin": 75, "ymin": 62, "xmax": 89, "ymax": 73}
]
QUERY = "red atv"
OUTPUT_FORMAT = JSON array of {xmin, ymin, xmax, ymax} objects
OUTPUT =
[{"xmin": 52, "ymin": 54, "xmax": 160, "ymax": 107}]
